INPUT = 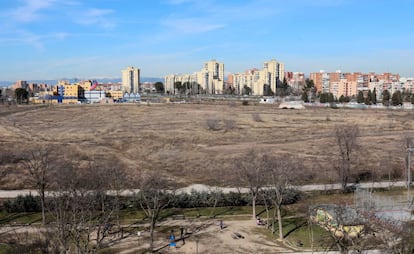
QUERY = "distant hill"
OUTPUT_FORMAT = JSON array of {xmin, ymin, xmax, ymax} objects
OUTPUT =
[{"xmin": 0, "ymin": 77, "xmax": 163, "ymax": 87}]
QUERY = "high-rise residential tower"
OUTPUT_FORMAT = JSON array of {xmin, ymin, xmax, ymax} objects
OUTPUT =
[
  {"xmin": 121, "ymin": 67, "xmax": 140, "ymax": 93},
  {"xmin": 201, "ymin": 60, "xmax": 225, "ymax": 94}
]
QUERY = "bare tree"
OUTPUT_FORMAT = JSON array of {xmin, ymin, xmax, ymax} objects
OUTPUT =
[
  {"xmin": 21, "ymin": 145, "xmax": 54, "ymax": 225},
  {"xmin": 47, "ymin": 160, "xmax": 125, "ymax": 253},
  {"xmin": 236, "ymin": 149, "xmax": 269, "ymax": 220},
  {"xmin": 264, "ymin": 154, "xmax": 300, "ymax": 241},
  {"xmin": 335, "ymin": 124, "xmax": 360, "ymax": 191},
  {"xmin": 136, "ymin": 171, "xmax": 174, "ymax": 252}
]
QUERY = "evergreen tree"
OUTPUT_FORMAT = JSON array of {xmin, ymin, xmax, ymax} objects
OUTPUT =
[
  {"xmin": 366, "ymin": 90, "xmax": 372, "ymax": 104},
  {"xmin": 382, "ymin": 90, "xmax": 391, "ymax": 106},
  {"xmin": 320, "ymin": 93, "xmax": 326, "ymax": 103},
  {"xmin": 391, "ymin": 90, "xmax": 403, "ymax": 106},
  {"xmin": 357, "ymin": 91, "xmax": 364, "ymax": 103},
  {"xmin": 371, "ymin": 88, "xmax": 377, "ymax": 104},
  {"xmin": 302, "ymin": 79, "xmax": 314, "ymax": 103},
  {"xmin": 302, "ymin": 91, "xmax": 309, "ymax": 103},
  {"xmin": 328, "ymin": 93, "xmax": 334, "ymax": 103}
]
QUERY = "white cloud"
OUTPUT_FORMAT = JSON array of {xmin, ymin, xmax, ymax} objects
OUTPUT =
[
  {"xmin": 10, "ymin": 0, "xmax": 56, "ymax": 22},
  {"xmin": 74, "ymin": 8, "xmax": 116, "ymax": 29},
  {"xmin": 161, "ymin": 17, "xmax": 224, "ymax": 34}
]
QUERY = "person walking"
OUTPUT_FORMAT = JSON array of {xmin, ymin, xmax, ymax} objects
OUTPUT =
[{"xmin": 180, "ymin": 226, "xmax": 185, "ymax": 244}]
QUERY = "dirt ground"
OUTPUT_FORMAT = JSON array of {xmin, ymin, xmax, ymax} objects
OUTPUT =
[
  {"xmin": 116, "ymin": 218, "xmax": 293, "ymax": 254},
  {"xmin": 1, "ymin": 103, "xmax": 414, "ymax": 189}
]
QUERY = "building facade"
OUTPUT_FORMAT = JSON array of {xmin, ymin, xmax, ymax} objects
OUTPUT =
[
  {"xmin": 121, "ymin": 67, "xmax": 140, "ymax": 93},
  {"xmin": 164, "ymin": 60, "xmax": 224, "ymax": 95},
  {"xmin": 232, "ymin": 59, "xmax": 285, "ymax": 96}
]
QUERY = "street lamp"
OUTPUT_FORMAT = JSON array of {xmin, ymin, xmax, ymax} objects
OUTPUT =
[{"xmin": 406, "ymin": 147, "xmax": 414, "ymax": 203}]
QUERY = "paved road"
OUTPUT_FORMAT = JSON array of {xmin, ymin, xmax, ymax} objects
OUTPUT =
[{"xmin": 0, "ymin": 181, "xmax": 407, "ymax": 198}]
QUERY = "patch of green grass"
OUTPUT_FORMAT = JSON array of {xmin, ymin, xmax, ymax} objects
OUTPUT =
[
  {"xmin": 0, "ymin": 243, "xmax": 13, "ymax": 254},
  {"xmin": 0, "ymin": 212, "xmax": 42, "ymax": 225},
  {"xmin": 258, "ymin": 216, "xmax": 334, "ymax": 250}
]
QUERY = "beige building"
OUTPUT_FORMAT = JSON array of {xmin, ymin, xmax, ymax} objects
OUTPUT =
[
  {"xmin": 232, "ymin": 59, "xmax": 285, "ymax": 96},
  {"xmin": 201, "ymin": 60, "xmax": 225, "ymax": 94},
  {"xmin": 336, "ymin": 79, "xmax": 357, "ymax": 99},
  {"xmin": 121, "ymin": 67, "xmax": 140, "ymax": 93}
]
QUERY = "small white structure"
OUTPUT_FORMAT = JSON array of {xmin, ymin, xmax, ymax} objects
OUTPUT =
[
  {"xmin": 123, "ymin": 92, "xmax": 141, "ymax": 102},
  {"xmin": 260, "ymin": 97, "xmax": 276, "ymax": 104},
  {"xmin": 278, "ymin": 101, "xmax": 305, "ymax": 109},
  {"xmin": 84, "ymin": 90, "xmax": 106, "ymax": 104}
]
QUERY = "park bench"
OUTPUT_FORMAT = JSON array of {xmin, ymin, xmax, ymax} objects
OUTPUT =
[{"xmin": 172, "ymin": 214, "xmax": 185, "ymax": 220}]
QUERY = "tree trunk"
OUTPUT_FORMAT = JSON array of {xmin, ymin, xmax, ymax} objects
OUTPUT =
[
  {"xmin": 40, "ymin": 189, "xmax": 46, "ymax": 225},
  {"xmin": 252, "ymin": 195, "xmax": 256, "ymax": 220},
  {"xmin": 276, "ymin": 205, "xmax": 283, "ymax": 241},
  {"xmin": 149, "ymin": 219, "xmax": 155, "ymax": 252}
]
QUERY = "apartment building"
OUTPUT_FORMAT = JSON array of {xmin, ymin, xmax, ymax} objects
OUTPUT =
[
  {"xmin": 202, "ymin": 60, "xmax": 225, "ymax": 94},
  {"xmin": 232, "ymin": 59, "xmax": 285, "ymax": 96},
  {"xmin": 121, "ymin": 66, "xmax": 140, "ymax": 93},
  {"xmin": 310, "ymin": 71, "xmax": 401, "ymax": 99},
  {"xmin": 285, "ymin": 72, "xmax": 305, "ymax": 93},
  {"xmin": 164, "ymin": 60, "xmax": 224, "ymax": 95}
]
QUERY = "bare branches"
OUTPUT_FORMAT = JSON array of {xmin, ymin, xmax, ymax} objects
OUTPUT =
[
  {"xmin": 21, "ymin": 145, "xmax": 54, "ymax": 225},
  {"xmin": 236, "ymin": 149, "xmax": 269, "ymax": 220},
  {"xmin": 335, "ymin": 124, "xmax": 360, "ymax": 191},
  {"xmin": 136, "ymin": 171, "xmax": 174, "ymax": 252}
]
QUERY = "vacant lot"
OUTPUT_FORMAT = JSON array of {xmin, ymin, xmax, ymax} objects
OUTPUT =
[{"xmin": 1, "ymin": 103, "xmax": 413, "ymax": 189}]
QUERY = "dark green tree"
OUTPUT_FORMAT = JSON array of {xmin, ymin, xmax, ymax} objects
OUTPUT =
[
  {"xmin": 391, "ymin": 90, "xmax": 403, "ymax": 106},
  {"xmin": 371, "ymin": 88, "xmax": 377, "ymax": 104},
  {"xmin": 357, "ymin": 91, "xmax": 364, "ymax": 104},
  {"xmin": 319, "ymin": 93, "xmax": 334, "ymax": 103},
  {"xmin": 320, "ymin": 93, "xmax": 327, "ymax": 103},
  {"xmin": 382, "ymin": 90, "xmax": 390, "ymax": 106},
  {"xmin": 276, "ymin": 77, "xmax": 289, "ymax": 97},
  {"xmin": 302, "ymin": 91, "xmax": 309, "ymax": 103},
  {"xmin": 402, "ymin": 88, "xmax": 412, "ymax": 102},
  {"xmin": 154, "ymin": 82, "xmax": 164, "ymax": 93},
  {"xmin": 302, "ymin": 79, "xmax": 315, "ymax": 102},
  {"xmin": 328, "ymin": 93, "xmax": 334, "ymax": 103},
  {"xmin": 339, "ymin": 95, "xmax": 351, "ymax": 103},
  {"xmin": 15, "ymin": 88, "xmax": 29, "ymax": 104},
  {"xmin": 242, "ymin": 85, "xmax": 252, "ymax": 95}
]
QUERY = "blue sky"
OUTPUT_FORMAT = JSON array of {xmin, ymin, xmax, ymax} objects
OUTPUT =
[{"xmin": 0, "ymin": 0, "xmax": 413, "ymax": 81}]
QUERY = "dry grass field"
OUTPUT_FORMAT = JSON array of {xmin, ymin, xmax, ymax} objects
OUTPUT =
[{"xmin": 1, "ymin": 102, "xmax": 414, "ymax": 189}]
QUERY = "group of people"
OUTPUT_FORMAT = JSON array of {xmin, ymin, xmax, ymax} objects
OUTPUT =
[
  {"xmin": 256, "ymin": 216, "xmax": 265, "ymax": 226},
  {"xmin": 169, "ymin": 226, "xmax": 186, "ymax": 248}
]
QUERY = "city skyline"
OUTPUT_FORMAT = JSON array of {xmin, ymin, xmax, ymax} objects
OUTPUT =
[{"xmin": 0, "ymin": 0, "xmax": 413, "ymax": 81}]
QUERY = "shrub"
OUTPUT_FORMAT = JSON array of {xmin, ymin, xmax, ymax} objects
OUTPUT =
[
  {"xmin": 3, "ymin": 194, "xmax": 41, "ymax": 213},
  {"xmin": 206, "ymin": 118, "xmax": 221, "ymax": 131},
  {"xmin": 252, "ymin": 113, "xmax": 263, "ymax": 122},
  {"xmin": 223, "ymin": 119, "xmax": 236, "ymax": 131}
]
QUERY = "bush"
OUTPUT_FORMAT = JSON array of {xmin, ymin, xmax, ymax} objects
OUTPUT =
[
  {"xmin": 252, "ymin": 113, "xmax": 263, "ymax": 122},
  {"xmin": 3, "ymin": 194, "xmax": 41, "ymax": 213},
  {"xmin": 206, "ymin": 118, "xmax": 221, "ymax": 131}
]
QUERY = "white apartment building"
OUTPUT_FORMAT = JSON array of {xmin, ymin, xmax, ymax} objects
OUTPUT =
[
  {"xmin": 121, "ymin": 67, "xmax": 140, "ymax": 93},
  {"xmin": 164, "ymin": 60, "xmax": 224, "ymax": 95}
]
